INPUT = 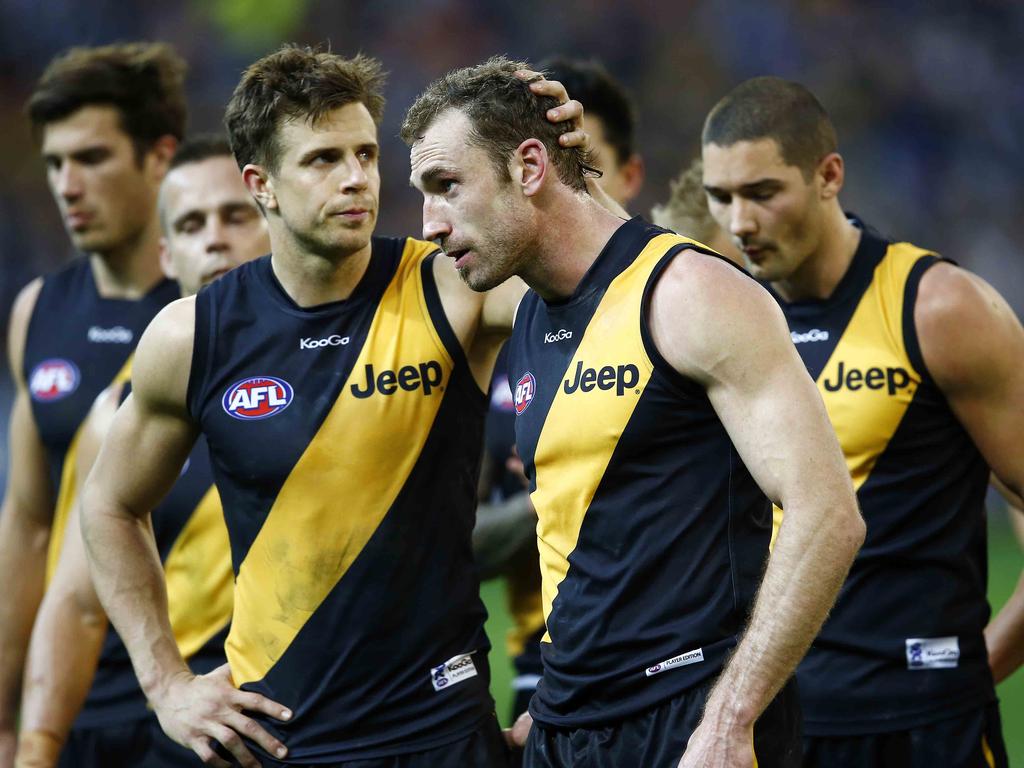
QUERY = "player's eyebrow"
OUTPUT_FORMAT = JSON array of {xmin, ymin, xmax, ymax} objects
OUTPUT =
[{"xmin": 410, "ymin": 165, "xmax": 458, "ymax": 189}]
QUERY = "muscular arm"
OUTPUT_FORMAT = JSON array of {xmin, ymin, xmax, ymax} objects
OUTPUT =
[
  {"xmin": 15, "ymin": 387, "xmax": 123, "ymax": 766},
  {"xmin": 81, "ymin": 298, "xmax": 288, "ymax": 768},
  {"xmin": 649, "ymin": 253, "xmax": 864, "ymax": 766},
  {"xmin": 914, "ymin": 264, "xmax": 1024, "ymax": 684},
  {"xmin": 0, "ymin": 279, "xmax": 51, "ymax": 764}
]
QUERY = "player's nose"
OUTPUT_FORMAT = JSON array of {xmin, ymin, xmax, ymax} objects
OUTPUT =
[
  {"xmin": 729, "ymin": 199, "xmax": 757, "ymax": 238},
  {"xmin": 421, "ymin": 199, "xmax": 451, "ymax": 245}
]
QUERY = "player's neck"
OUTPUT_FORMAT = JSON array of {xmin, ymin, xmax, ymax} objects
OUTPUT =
[
  {"xmin": 773, "ymin": 205, "xmax": 861, "ymax": 303},
  {"xmin": 521, "ymin": 196, "xmax": 626, "ymax": 302},
  {"xmin": 269, "ymin": 232, "xmax": 372, "ymax": 308},
  {"xmin": 88, "ymin": 215, "xmax": 165, "ymax": 299}
]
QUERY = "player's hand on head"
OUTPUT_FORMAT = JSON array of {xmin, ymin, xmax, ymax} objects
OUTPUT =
[
  {"xmin": 677, "ymin": 717, "xmax": 755, "ymax": 768},
  {"xmin": 153, "ymin": 663, "xmax": 292, "ymax": 768},
  {"xmin": 514, "ymin": 70, "xmax": 588, "ymax": 150}
]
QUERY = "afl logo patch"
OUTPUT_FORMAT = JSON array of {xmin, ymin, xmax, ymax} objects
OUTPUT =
[
  {"xmin": 513, "ymin": 372, "xmax": 536, "ymax": 415},
  {"xmin": 29, "ymin": 359, "xmax": 80, "ymax": 402},
  {"xmin": 222, "ymin": 376, "xmax": 293, "ymax": 420}
]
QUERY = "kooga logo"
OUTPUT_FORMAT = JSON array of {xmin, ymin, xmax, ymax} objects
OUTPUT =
[
  {"xmin": 791, "ymin": 328, "xmax": 829, "ymax": 344},
  {"xmin": 88, "ymin": 325, "xmax": 133, "ymax": 344},
  {"xmin": 300, "ymin": 334, "xmax": 350, "ymax": 350},
  {"xmin": 544, "ymin": 329, "xmax": 572, "ymax": 344}
]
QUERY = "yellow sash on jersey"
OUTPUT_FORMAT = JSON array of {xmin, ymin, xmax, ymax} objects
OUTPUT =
[{"xmin": 226, "ymin": 239, "xmax": 450, "ymax": 685}]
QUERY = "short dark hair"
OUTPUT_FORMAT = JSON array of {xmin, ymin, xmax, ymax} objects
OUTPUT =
[
  {"xmin": 401, "ymin": 55, "xmax": 593, "ymax": 193},
  {"xmin": 26, "ymin": 42, "xmax": 187, "ymax": 156},
  {"xmin": 538, "ymin": 56, "xmax": 636, "ymax": 164},
  {"xmin": 225, "ymin": 45, "xmax": 386, "ymax": 173},
  {"xmin": 169, "ymin": 133, "xmax": 233, "ymax": 171},
  {"xmin": 702, "ymin": 77, "xmax": 837, "ymax": 178}
]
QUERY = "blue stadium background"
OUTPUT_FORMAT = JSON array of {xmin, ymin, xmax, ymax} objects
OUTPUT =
[{"xmin": 0, "ymin": 0, "xmax": 1021, "ymax": 759}]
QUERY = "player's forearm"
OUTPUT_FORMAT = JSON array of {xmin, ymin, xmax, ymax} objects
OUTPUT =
[
  {"xmin": 986, "ymin": 569, "xmax": 1024, "ymax": 684},
  {"xmin": 80, "ymin": 502, "xmax": 187, "ymax": 700},
  {"xmin": 19, "ymin": 589, "xmax": 106, "ymax": 745},
  {"xmin": 472, "ymin": 492, "xmax": 536, "ymax": 579},
  {"xmin": 0, "ymin": 508, "xmax": 50, "ymax": 728},
  {"xmin": 706, "ymin": 495, "xmax": 863, "ymax": 726}
]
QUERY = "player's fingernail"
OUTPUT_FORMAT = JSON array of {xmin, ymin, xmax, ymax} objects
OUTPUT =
[
  {"xmin": 548, "ymin": 108, "xmax": 559, "ymax": 118},
  {"xmin": 277, "ymin": 746, "xmax": 288, "ymax": 757},
  {"xmin": 281, "ymin": 709, "xmax": 292, "ymax": 719}
]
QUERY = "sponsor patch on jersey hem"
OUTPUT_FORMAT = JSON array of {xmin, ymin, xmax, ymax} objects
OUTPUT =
[
  {"xmin": 430, "ymin": 652, "xmax": 478, "ymax": 691},
  {"xmin": 645, "ymin": 647, "xmax": 704, "ymax": 677},
  {"xmin": 906, "ymin": 636, "xmax": 959, "ymax": 670}
]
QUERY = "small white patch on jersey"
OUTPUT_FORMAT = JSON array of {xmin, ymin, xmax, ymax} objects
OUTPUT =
[
  {"xmin": 906, "ymin": 636, "xmax": 960, "ymax": 670},
  {"xmin": 430, "ymin": 652, "xmax": 479, "ymax": 691},
  {"xmin": 645, "ymin": 647, "xmax": 705, "ymax": 677},
  {"xmin": 791, "ymin": 328, "xmax": 829, "ymax": 344}
]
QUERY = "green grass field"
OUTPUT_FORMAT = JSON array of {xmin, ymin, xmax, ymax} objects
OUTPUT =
[{"xmin": 482, "ymin": 511, "xmax": 1024, "ymax": 760}]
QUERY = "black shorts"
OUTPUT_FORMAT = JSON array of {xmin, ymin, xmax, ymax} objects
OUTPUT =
[
  {"xmin": 58, "ymin": 716, "xmax": 202, "ymax": 768},
  {"xmin": 523, "ymin": 679, "xmax": 801, "ymax": 768},
  {"xmin": 802, "ymin": 702, "xmax": 1007, "ymax": 768},
  {"xmin": 247, "ymin": 714, "xmax": 510, "ymax": 768}
]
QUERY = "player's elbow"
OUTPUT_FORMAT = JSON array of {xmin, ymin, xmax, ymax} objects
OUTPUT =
[{"xmin": 832, "ymin": 495, "xmax": 865, "ymax": 564}]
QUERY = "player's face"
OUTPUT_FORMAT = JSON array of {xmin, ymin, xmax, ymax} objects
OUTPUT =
[
  {"xmin": 41, "ymin": 105, "xmax": 164, "ymax": 255},
  {"xmin": 159, "ymin": 156, "xmax": 269, "ymax": 296},
  {"xmin": 584, "ymin": 114, "xmax": 641, "ymax": 207},
  {"xmin": 411, "ymin": 109, "xmax": 533, "ymax": 292},
  {"xmin": 265, "ymin": 102, "xmax": 380, "ymax": 259},
  {"xmin": 701, "ymin": 138, "xmax": 822, "ymax": 282}
]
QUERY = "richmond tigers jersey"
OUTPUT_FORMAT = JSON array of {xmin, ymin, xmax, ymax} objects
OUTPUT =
[
  {"xmin": 73, "ymin": 381, "xmax": 232, "ymax": 729},
  {"xmin": 507, "ymin": 217, "xmax": 772, "ymax": 727},
  {"xmin": 22, "ymin": 258, "xmax": 177, "ymax": 578},
  {"xmin": 780, "ymin": 222, "xmax": 994, "ymax": 735},
  {"xmin": 187, "ymin": 238, "xmax": 492, "ymax": 763}
]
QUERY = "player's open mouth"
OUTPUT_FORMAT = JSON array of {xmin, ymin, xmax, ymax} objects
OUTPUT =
[{"xmin": 447, "ymin": 248, "xmax": 472, "ymax": 268}]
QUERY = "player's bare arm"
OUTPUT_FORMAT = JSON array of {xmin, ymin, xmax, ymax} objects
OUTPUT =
[
  {"xmin": 16, "ymin": 385, "xmax": 124, "ymax": 768},
  {"xmin": 80, "ymin": 298, "xmax": 290, "ymax": 768},
  {"xmin": 648, "ymin": 252, "xmax": 864, "ymax": 768},
  {"xmin": 0, "ymin": 278, "xmax": 50, "ymax": 765},
  {"xmin": 914, "ymin": 263, "xmax": 1024, "ymax": 684}
]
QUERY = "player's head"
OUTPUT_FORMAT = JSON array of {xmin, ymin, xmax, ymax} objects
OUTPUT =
[
  {"xmin": 701, "ymin": 76, "xmax": 843, "ymax": 282},
  {"xmin": 403, "ymin": 55, "xmax": 593, "ymax": 292},
  {"xmin": 158, "ymin": 134, "xmax": 269, "ymax": 296},
  {"xmin": 538, "ymin": 56, "xmax": 644, "ymax": 206},
  {"xmin": 225, "ymin": 45, "xmax": 385, "ymax": 260},
  {"xmin": 27, "ymin": 42, "xmax": 186, "ymax": 256},
  {"xmin": 651, "ymin": 157, "xmax": 742, "ymax": 265}
]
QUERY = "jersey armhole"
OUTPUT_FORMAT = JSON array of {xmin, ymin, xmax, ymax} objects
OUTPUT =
[
  {"xmin": 185, "ymin": 290, "xmax": 214, "ymax": 420},
  {"xmin": 420, "ymin": 253, "xmax": 476, "ymax": 372},
  {"xmin": 640, "ymin": 244, "xmax": 739, "ymax": 400},
  {"xmin": 902, "ymin": 254, "xmax": 949, "ymax": 388}
]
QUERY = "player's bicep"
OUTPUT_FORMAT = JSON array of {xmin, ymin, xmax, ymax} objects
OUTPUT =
[{"xmin": 917, "ymin": 266, "xmax": 1024, "ymax": 496}]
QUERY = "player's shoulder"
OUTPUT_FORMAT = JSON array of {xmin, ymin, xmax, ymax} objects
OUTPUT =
[
  {"xmin": 132, "ymin": 296, "xmax": 194, "ymax": 405},
  {"xmin": 654, "ymin": 247, "xmax": 770, "ymax": 320},
  {"xmin": 6, "ymin": 277, "xmax": 45, "ymax": 376}
]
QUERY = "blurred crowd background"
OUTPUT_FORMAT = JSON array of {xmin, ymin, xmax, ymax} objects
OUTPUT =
[{"xmin": 1, "ymin": 0, "xmax": 1022, "ymax": 755}]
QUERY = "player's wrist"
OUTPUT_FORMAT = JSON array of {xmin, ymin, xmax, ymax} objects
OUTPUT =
[{"xmin": 14, "ymin": 729, "xmax": 63, "ymax": 768}]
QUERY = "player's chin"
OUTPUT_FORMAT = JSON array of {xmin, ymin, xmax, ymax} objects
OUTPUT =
[{"xmin": 458, "ymin": 263, "xmax": 507, "ymax": 293}]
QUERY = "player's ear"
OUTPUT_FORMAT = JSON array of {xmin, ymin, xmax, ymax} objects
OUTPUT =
[
  {"xmin": 146, "ymin": 135, "xmax": 178, "ymax": 183},
  {"xmin": 618, "ymin": 153, "xmax": 645, "ymax": 203},
  {"xmin": 243, "ymin": 164, "xmax": 277, "ymax": 211},
  {"xmin": 158, "ymin": 236, "xmax": 177, "ymax": 280},
  {"xmin": 817, "ymin": 152, "xmax": 844, "ymax": 200},
  {"xmin": 514, "ymin": 139, "xmax": 548, "ymax": 198}
]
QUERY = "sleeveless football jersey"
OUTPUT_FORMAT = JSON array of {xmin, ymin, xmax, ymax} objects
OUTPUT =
[
  {"xmin": 187, "ymin": 238, "xmax": 492, "ymax": 763},
  {"xmin": 74, "ymin": 380, "xmax": 232, "ymax": 729},
  {"xmin": 507, "ymin": 217, "xmax": 772, "ymax": 727},
  {"xmin": 22, "ymin": 257, "xmax": 177, "ymax": 577},
  {"xmin": 782, "ymin": 222, "xmax": 994, "ymax": 734}
]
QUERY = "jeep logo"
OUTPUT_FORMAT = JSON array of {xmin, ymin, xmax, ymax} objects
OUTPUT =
[
  {"xmin": 350, "ymin": 361, "xmax": 444, "ymax": 398},
  {"xmin": 563, "ymin": 361, "xmax": 640, "ymax": 396},
  {"xmin": 822, "ymin": 362, "xmax": 911, "ymax": 395}
]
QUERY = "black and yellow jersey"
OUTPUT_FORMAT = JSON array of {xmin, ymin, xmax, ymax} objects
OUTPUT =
[
  {"xmin": 21, "ymin": 258, "xmax": 177, "ymax": 726},
  {"xmin": 23, "ymin": 260, "xmax": 178, "ymax": 575},
  {"xmin": 187, "ymin": 238, "xmax": 492, "ymax": 763},
  {"xmin": 507, "ymin": 217, "xmax": 772, "ymax": 727},
  {"xmin": 780, "ymin": 222, "xmax": 994, "ymax": 734}
]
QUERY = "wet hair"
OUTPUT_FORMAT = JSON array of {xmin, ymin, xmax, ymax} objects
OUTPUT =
[
  {"xmin": 224, "ymin": 44, "xmax": 386, "ymax": 173},
  {"xmin": 702, "ymin": 76, "xmax": 837, "ymax": 178},
  {"xmin": 401, "ymin": 55, "xmax": 594, "ymax": 192}
]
